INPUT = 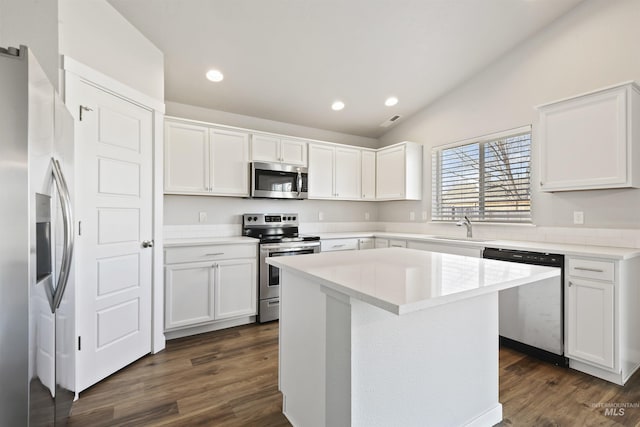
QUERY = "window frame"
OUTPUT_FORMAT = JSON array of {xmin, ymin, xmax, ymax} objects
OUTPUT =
[{"xmin": 431, "ymin": 125, "xmax": 532, "ymax": 224}]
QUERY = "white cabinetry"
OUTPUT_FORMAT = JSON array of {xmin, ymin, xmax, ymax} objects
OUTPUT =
[
  {"xmin": 308, "ymin": 144, "xmax": 361, "ymax": 200},
  {"xmin": 164, "ymin": 243, "xmax": 257, "ymax": 338},
  {"xmin": 321, "ymin": 238, "xmax": 360, "ymax": 252},
  {"xmin": 375, "ymin": 238, "xmax": 389, "ymax": 249},
  {"xmin": 361, "ymin": 150, "xmax": 376, "ymax": 200},
  {"xmin": 538, "ymin": 82, "xmax": 640, "ymax": 192},
  {"xmin": 406, "ymin": 240, "xmax": 481, "ymax": 258},
  {"xmin": 565, "ymin": 256, "xmax": 640, "ymax": 385},
  {"xmin": 376, "ymin": 141, "xmax": 422, "ymax": 200},
  {"xmin": 374, "ymin": 238, "xmax": 407, "ymax": 248},
  {"xmin": 358, "ymin": 238, "xmax": 374, "ymax": 250},
  {"xmin": 165, "ymin": 118, "xmax": 249, "ymax": 196},
  {"xmin": 251, "ymin": 134, "xmax": 307, "ymax": 166}
]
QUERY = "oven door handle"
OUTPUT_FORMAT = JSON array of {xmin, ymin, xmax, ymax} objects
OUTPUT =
[
  {"xmin": 260, "ymin": 241, "xmax": 320, "ymax": 252},
  {"xmin": 263, "ymin": 246, "xmax": 319, "ymax": 254}
]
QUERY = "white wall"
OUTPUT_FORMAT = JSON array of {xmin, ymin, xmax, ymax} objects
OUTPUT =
[
  {"xmin": 378, "ymin": 0, "xmax": 640, "ymax": 229},
  {"xmin": 166, "ymin": 101, "xmax": 378, "ymax": 149},
  {"xmin": 0, "ymin": 0, "xmax": 59, "ymax": 89},
  {"xmin": 58, "ymin": 0, "xmax": 163, "ymax": 101}
]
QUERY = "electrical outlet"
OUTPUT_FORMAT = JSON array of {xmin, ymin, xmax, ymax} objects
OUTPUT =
[
  {"xmin": 573, "ymin": 211, "xmax": 584, "ymax": 225},
  {"xmin": 319, "ymin": 211, "xmax": 324, "ymax": 221},
  {"xmin": 364, "ymin": 212, "xmax": 370, "ymax": 221},
  {"xmin": 199, "ymin": 212, "xmax": 207, "ymax": 223},
  {"xmin": 409, "ymin": 211, "xmax": 416, "ymax": 221},
  {"xmin": 422, "ymin": 211, "xmax": 428, "ymax": 221}
]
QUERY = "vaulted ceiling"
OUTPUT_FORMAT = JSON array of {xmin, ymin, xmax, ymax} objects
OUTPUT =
[{"xmin": 109, "ymin": 0, "xmax": 585, "ymax": 138}]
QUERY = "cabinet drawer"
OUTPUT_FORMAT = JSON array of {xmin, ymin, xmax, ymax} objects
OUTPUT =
[
  {"xmin": 568, "ymin": 258, "xmax": 615, "ymax": 282},
  {"xmin": 321, "ymin": 238, "xmax": 359, "ymax": 252},
  {"xmin": 389, "ymin": 239, "xmax": 407, "ymax": 248},
  {"xmin": 165, "ymin": 244, "xmax": 257, "ymax": 264}
]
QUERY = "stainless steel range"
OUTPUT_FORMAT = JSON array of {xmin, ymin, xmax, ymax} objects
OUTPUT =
[{"xmin": 243, "ymin": 213, "xmax": 320, "ymax": 322}]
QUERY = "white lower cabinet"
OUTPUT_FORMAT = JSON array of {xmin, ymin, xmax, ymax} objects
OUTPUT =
[
  {"xmin": 164, "ymin": 243, "xmax": 257, "ymax": 337},
  {"xmin": 215, "ymin": 259, "xmax": 257, "ymax": 319},
  {"xmin": 165, "ymin": 261, "xmax": 216, "ymax": 329},
  {"xmin": 321, "ymin": 238, "xmax": 360, "ymax": 252},
  {"xmin": 406, "ymin": 240, "xmax": 481, "ymax": 258},
  {"xmin": 566, "ymin": 277, "xmax": 614, "ymax": 369},
  {"xmin": 358, "ymin": 238, "xmax": 374, "ymax": 250},
  {"xmin": 374, "ymin": 238, "xmax": 389, "ymax": 248},
  {"xmin": 565, "ymin": 256, "xmax": 640, "ymax": 385}
]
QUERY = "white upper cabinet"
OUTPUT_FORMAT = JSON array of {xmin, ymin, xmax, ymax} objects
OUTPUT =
[
  {"xmin": 164, "ymin": 121, "xmax": 209, "ymax": 193},
  {"xmin": 251, "ymin": 134, "xmax": 307, "ymax": 166},
  {"xmin": 334, "ymin": 147, "xmax": 361, "ymax": 199},
  {"xmin": 361, "ymin": 150, "xmax": 376, "ymax": 200},
  {"xmin": 164, "ymin": 118, "xmax": 249, "ymax": 196},
  {"xmin": 538, "ymin": 82, "xmax": 640, "ymax": 192},
  {"xmin": 308, "ymin": 144, "xmax": 334, "ymax": 198},
  {"xmin": 376, "ymin": 141, "xmax": 422, "ymax": 200},
  {"xmin": 209, "ymin": 128, "xmax": 250, "ymax": 196},
  {"xmin": 308, "ymin": 144, "xmax": 361, "ymax": 200}
]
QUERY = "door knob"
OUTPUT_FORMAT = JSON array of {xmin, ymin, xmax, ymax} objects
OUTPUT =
[{"xmin": 142, "ymin": 240, "xmax": 154, "ymax": 248}]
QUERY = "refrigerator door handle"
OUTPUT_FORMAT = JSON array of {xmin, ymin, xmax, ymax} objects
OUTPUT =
[{"xmin": 51, "ymin": 157, "xmax": 74, "ymax": 312}]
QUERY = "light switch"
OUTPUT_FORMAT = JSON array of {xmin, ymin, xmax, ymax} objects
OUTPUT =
[
  {"xmin": 199, "ymin": 212, "xmax": 207, "ymax": 223},
  {"xmin": 409, "ymin": 211, "xmax": 416, "ymax": 221},
  {"xmin": 319, "ymin": 211, "xmax": 324, "ymax": 221},
  {"xmin": 422, "ymin": 211, "xmax": 428, "ymax": 221},
  {"xmin": 573, "ymin": 211, "xmax": 584, "ymax": 225},
  {"xmin": 365, "ymin": 212, "xmax": 370, "ymax": 220}
]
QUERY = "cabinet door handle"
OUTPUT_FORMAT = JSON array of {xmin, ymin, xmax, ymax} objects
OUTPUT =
[
  {"xmin": 568, "ymin": 281, "xmax": 573, "ymax": 287},
  {"xmin": 205, "ymin": 252, "xmax": 225, "ymax": 256},
  {"xmin": 574, "ymin": 267, "xmax": 604, "ymax": 273},
  {"xmin": 332, "ymin": 244, "xmax": 345, "ymax": 248}
]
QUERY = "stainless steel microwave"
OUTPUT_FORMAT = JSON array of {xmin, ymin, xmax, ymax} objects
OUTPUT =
[{"xmin": 251, "ymin": 162, "xmax": 308, "ymax": 199}]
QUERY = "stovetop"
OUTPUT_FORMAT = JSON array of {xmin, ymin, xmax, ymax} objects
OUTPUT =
[{"xmin": 242, "ymin": 213, "xmax": 319, "ymax": 243}]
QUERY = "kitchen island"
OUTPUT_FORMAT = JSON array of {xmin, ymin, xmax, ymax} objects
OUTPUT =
[{"xmin": 267, "ymin": 247, "xmax": 560, "ymax": 427}]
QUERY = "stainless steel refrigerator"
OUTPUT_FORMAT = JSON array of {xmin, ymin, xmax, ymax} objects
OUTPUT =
[{"xmin": 0, "ymin": 45, "xmax": 76, "ymax": 426}]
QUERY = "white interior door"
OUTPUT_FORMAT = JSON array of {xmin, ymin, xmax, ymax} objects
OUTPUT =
[{"xmin": 68, "ymin": 79, "xmax": 153, "ymax": 392}]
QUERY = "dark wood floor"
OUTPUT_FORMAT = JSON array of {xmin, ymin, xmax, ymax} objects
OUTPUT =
[{"xmin": 69, "ymin": 322, "xmax": 640, "ymax": 426}]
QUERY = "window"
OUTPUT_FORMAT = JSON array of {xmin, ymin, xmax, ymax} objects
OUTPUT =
[{"xmin": 432, "ymin": 126, "xmax": 531, "ymax": 223}]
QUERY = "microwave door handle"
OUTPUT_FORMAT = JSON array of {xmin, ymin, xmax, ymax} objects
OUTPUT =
[
  {"xmin": 51, "ymin": 158, "xmax": 75, "ymax": 312},
  {"xmin": 296, "ymin": 172, "xmax": 302, "ymax": 198}
]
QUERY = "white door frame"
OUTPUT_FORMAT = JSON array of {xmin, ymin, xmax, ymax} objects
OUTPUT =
[{"xmin": 62, "ymin": 56, "xmax": 166, "ymax": 360}]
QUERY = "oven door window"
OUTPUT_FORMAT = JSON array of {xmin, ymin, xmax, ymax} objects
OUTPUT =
[
  {"xmin": 256, "ymin": 170, "xmax": 301, "ymax": 193},
  {"xmin": 268, "ymin": 249, "xmax": 316, "ymax": 287}
]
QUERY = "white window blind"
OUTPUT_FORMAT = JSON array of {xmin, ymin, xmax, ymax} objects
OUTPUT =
[{"xmin": 432, "ymin": 128, "xmax": 531, "ymax": 223}]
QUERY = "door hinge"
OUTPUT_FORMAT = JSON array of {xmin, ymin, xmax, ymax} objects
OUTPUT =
[
  {"xmin": 79, "ymin": 105, "xmax": 93, "ymax": 121},
  {"xmin": 78, "ymin": 336, "xmax": 81, "ymax": 351}
]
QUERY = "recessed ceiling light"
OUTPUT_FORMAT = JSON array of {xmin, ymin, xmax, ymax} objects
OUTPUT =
[
  {"xmin": 385, "ymin": 97, "xmax": 399, "ymax": 107},
  {"xmin": 206, "ymin": 69, "xmax": 224, "ymax": 82},
  {"xmin": 331, "ymin": 101, "xmax": 345, "ymax": 111}
]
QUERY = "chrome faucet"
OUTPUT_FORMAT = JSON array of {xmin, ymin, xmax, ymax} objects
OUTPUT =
[{"xmin": 456, "ymin": 215, "xmax": 472, "ymax": 238}]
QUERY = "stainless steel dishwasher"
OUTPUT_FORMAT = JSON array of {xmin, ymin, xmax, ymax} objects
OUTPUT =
[{"xmin": 483, "ymin": 247, "xmax": 568, "ymax": 366}]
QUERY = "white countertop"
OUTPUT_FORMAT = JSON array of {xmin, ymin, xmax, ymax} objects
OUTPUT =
[
  {"xmin": 164, "ymin": 236, "xmax": 258, "ymax": 247},
  {"xmin": 162, "ymin": 230, "xmax": 640, "ymax": 259},
  {"xmin": 315, "ymin": 231, "xmax": 640, "ymax": 259},
  {"xmin": 267, "ymin": 247, "xmax": 560, "ymax": 315}
]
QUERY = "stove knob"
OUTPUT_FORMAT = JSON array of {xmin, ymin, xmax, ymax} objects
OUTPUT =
[
  {"xmin": 292, "ymin": 216, "xmax": 296, "ymax": 221},
  {"xmin": 253, "ymin": 216, "xmax": 258, "ymax": 221}
]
